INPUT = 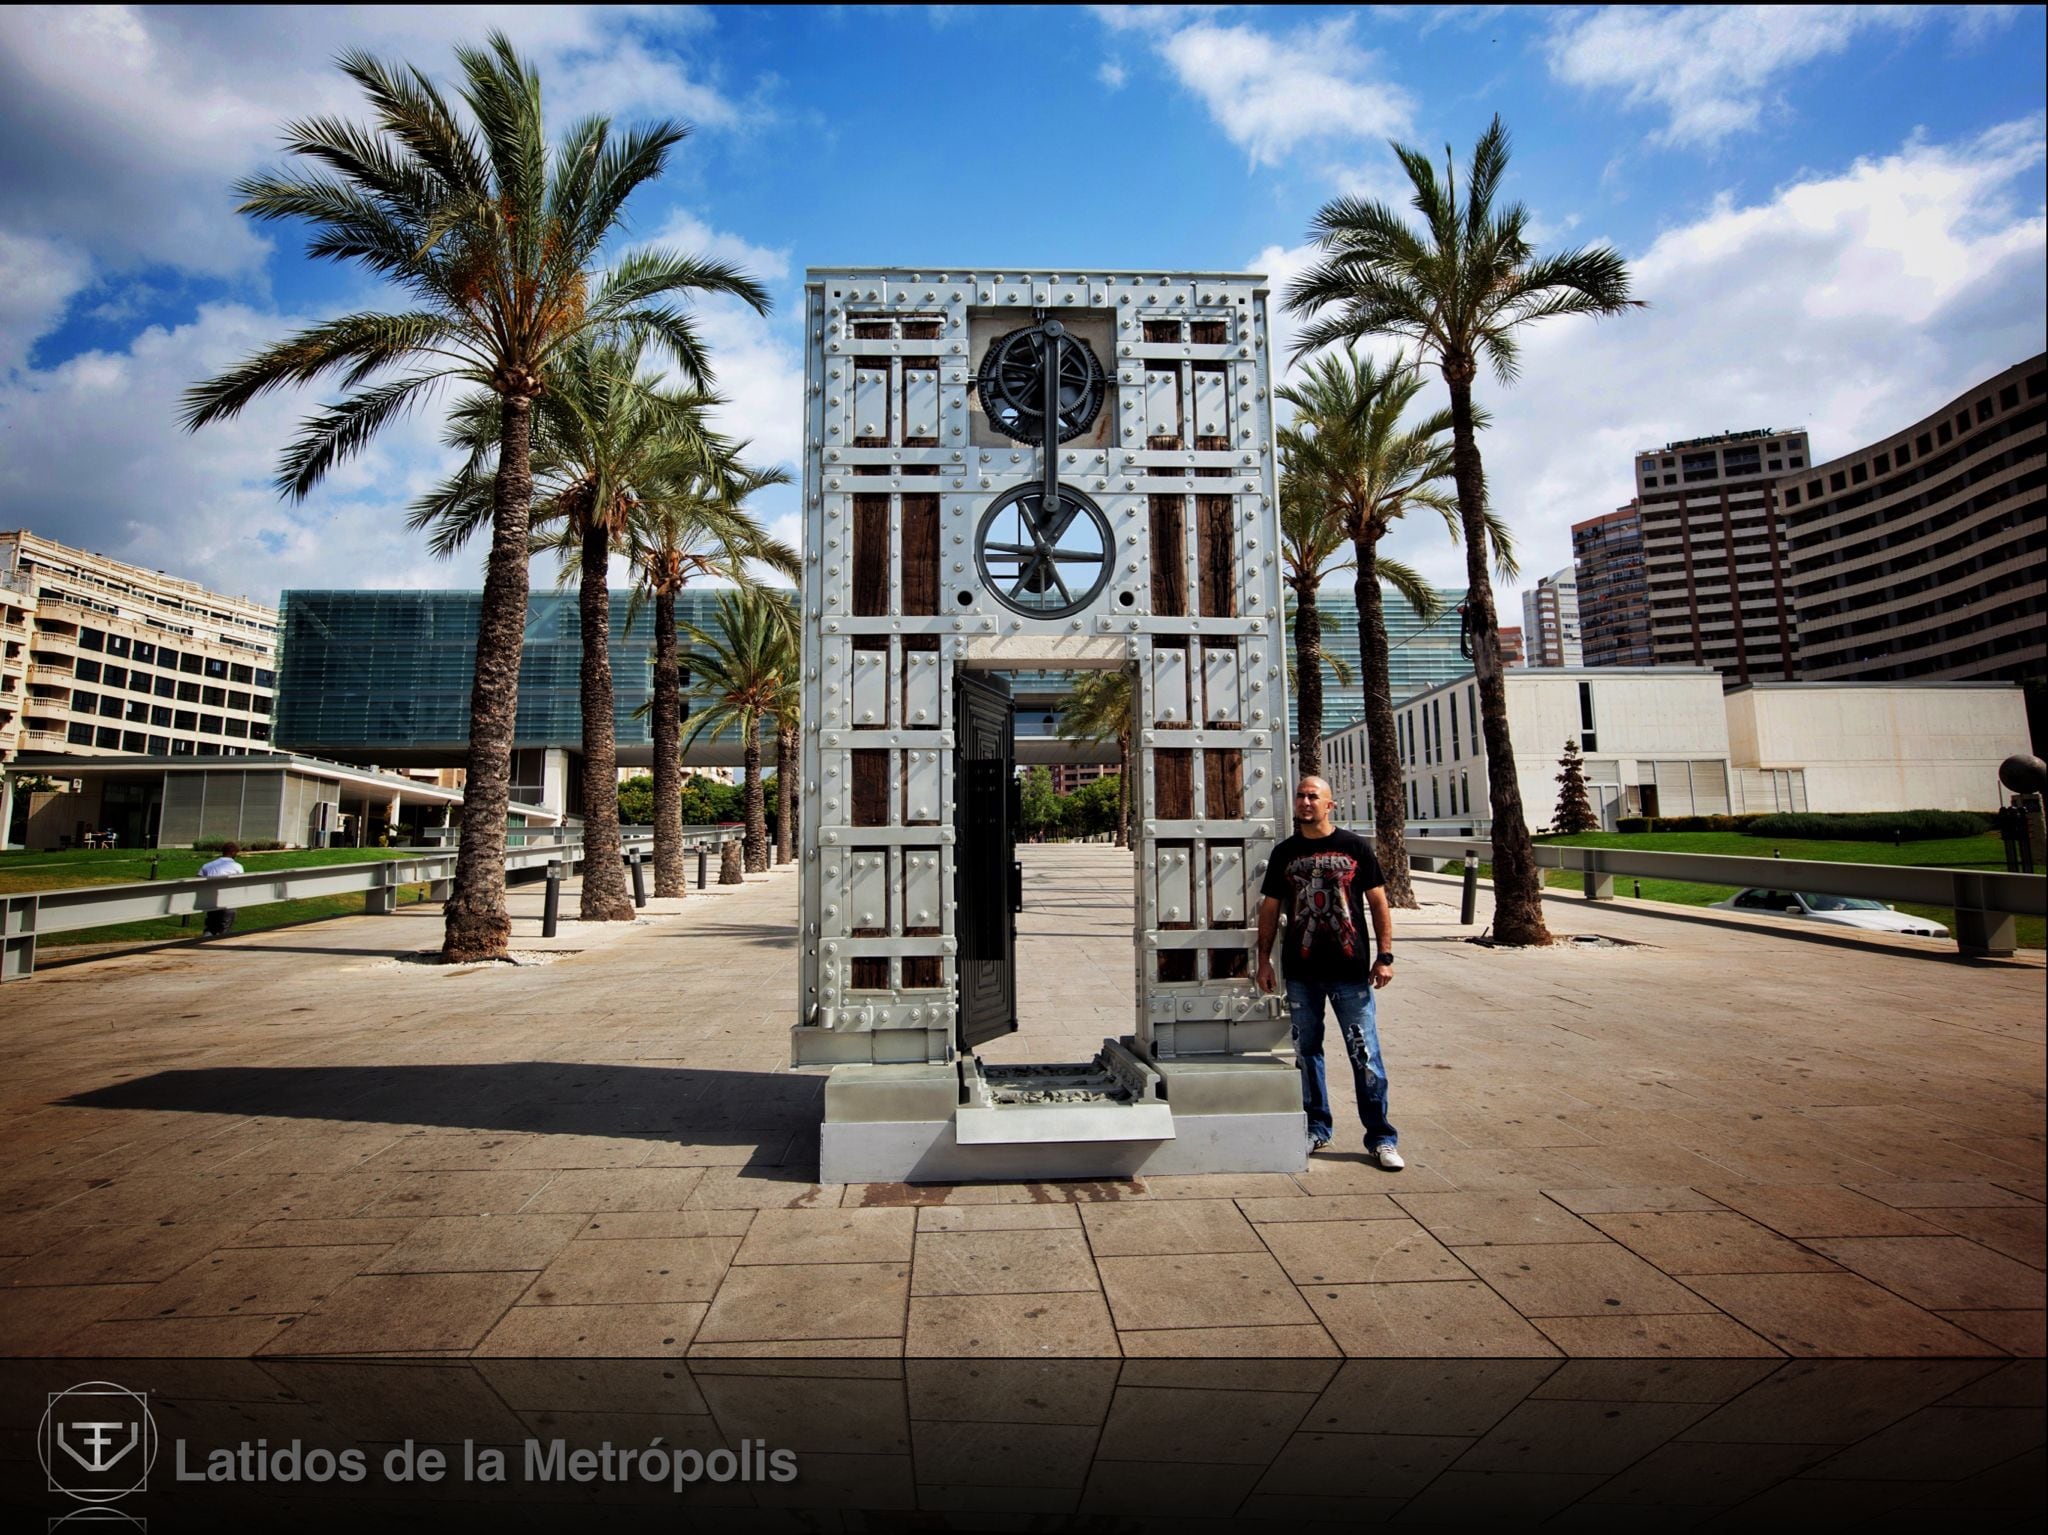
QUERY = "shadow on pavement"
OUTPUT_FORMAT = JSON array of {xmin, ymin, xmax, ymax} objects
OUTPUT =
[{"xmin": 59, "ymin": 1062, "xmax": 821, "ymax": 1148}]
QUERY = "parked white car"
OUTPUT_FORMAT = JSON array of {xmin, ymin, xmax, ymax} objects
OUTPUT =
[{"xmin": 1711, "ymin": 887, "xmax": 1949, "ymax": 937}]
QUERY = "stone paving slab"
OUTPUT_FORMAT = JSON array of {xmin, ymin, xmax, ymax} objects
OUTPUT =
[{"xmin": 0, "ymin": 846, "xmax": 2040, "ymax": 1358}]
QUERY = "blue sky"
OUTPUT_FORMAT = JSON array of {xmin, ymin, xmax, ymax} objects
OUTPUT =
[{"xmin": 2, "ymin": 5, "xmax": 2043, "ymax": 615}]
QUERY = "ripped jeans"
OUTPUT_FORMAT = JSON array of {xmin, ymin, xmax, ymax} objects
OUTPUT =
[{"xmin": 1285, "ymin": 978, "xmax": 1397, "ymax": 1150}]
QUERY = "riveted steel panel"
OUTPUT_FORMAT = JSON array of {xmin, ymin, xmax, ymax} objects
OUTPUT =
[
  {"xmin": 1202, "ymin": 644, "xmax": 1242, "ymax": 724},
  {"xmin": 1207, "ymin": 844, "xmax": 1246, "ymax": 924},
  {"xmin": 1155, "ymin": 844, "xmax": 1194, "ymax": 925},
  {"xmin": 852, "ymin": 364, "xmax": 890, "ymax": 441},
  {"xmin": 903, "ymin": 748, "xmax": 942, "ymax": 824},
  {"xmin": 850, "ymin": 648, "xmax": 888, "ymax": 727},
  {"xmin": 902, "ymin": 650, "xmax": 941, "ymax": 726},
  {"xmin": 1144, "ymin": 369, "xmax": 1181, "ymax": 441},
  {"xmin": 1150, "ymin": 647, "xmax": 1190, "ymax": 727},
  {"xmin": 902, "ymin": 847, "xmax": 943, "ymax": 931},
  {"xmin": 848, "ymin": 850, "xmax": 890, "ymax": 932},
  {"xmin": 903, "ymin": 366, "xmax": 939, "ymax": 441},
  {"xmin": 1191, "ymin": 368, "xmax": 1228, "ymax": 438}
]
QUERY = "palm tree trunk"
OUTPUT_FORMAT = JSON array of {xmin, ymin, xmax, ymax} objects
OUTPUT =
[
  {"xmin": 1355, "ymin": 534, "xmax": 1417, "ymax": 908},
  {"xmin": 742, "ymin": 728, "xmax": 767, "ymax": 872},
  {"xmin": 1446, "ymin": 370, "xmax": 1549, "ymax": 945},
  {"xmin": 1115, "ymin": 728, "xmax": 1132, "ymax": 849},
  {"xmin": 1292, "ymin": 578, "xmax": 1325, "ymax": 780},
  {"xmin": 775, "ymin": 721, "xmax": 797, "ymax": 864},
  {"xmin": 577, "ymin": 523, "xmax": 635, "ymax": 921},
  {"xmin": 651, "ymin": 589, "xmax": 684, "ymax": 898},
  {"xmin": 442, "ymin": 395, "xmax": 532, "ymax": 963}
]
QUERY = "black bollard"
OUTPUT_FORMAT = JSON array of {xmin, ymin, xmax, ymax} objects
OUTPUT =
[
  {"xmin": 1633, "ymin": 879, "xmax": 1642, "ymax": 899},
  {"xmin": 629, "ymin": 849, "xmax": 647, "ymax": 908},
  {"xmin": 1460, "ymin": 851, "xmax": 1479, "ymax": 925},
  {"xmin": 697, "ymin": 844, "xmax": 709, "ymax": 890},
  {"xmin": 542, "ymin": 859, "xmax": 562, "ymax": 938}
]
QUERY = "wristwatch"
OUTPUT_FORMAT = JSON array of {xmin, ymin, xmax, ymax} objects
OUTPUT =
[{"xmin": 1375, "ymin": 952, "xmax": 1395, "ymax": 967}]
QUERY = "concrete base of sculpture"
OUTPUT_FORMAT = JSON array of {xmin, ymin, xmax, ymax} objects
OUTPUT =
[{"xmin": 817, "ymin": 1042, "xmax": 1306, "ymax": 1184}]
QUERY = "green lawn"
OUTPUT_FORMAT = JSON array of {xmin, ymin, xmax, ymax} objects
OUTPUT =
[
  {"xmin": 1442, "ymin": 831, "xmax": 2043, "ymax": 950},
  {"xmin": 0, "ymin": 845, "xmax": 422, "ymax": 895},
  {"xmin": 36, "ymin": 885, "xmax": 434, "ymax": 950},
  {"xmin": 0, "ymin": 847, "xmax": 435, "ymax": 950}
]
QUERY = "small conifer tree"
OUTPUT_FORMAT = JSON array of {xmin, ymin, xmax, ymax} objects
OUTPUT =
[{"xmin": 1554, "ymin": 740, "xmax": 1600, "ymax": 834}]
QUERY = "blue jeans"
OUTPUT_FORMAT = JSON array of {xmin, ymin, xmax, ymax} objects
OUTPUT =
[{"xmin": 1286, "ymin": 978, "xmax": 1397, "ymax": 1150}]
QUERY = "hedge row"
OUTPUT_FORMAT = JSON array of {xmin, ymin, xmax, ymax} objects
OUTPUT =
[
  {"xmin": 1743, "ymin": 810, "xmax": 1991, "ymax": 841},
  {"xmin": 192, "ymin": 838, "xmax": 287, "ymax": 852},
  {"xmin": 1606, "ymin": 810, "xmax": 1990, "ymax": 840}
]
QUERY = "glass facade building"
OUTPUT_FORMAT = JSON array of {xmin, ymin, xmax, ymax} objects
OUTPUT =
[
  {"xmin": 1296, "ymin": 586, "xmax": 1477, "ymax": 735},
  {"xmin": 274, "ymin": 588, "xmax": 791, "ymax": 761}
]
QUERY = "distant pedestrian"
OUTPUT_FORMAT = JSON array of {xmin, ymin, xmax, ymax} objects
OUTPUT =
[
  {"xmin": 199, "ymin": 841, "xmax": 243, "ymax": 938},
  {"xmin": 1256, "ymin": 775, "xmax": 1402, "ymax": 1169},
  {"xmin": 101, "ymin": 826, "xmax": 118, "ymax": 851}
]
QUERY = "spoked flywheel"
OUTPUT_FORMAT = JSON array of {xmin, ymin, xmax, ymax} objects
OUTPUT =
[{"xmin": 975, "ymin": 321, "xmax": 1106, "ymax": 445}]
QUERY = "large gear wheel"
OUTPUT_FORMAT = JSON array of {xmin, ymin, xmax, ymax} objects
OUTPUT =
[{"xmin": 975, "ymin": 322, "xmax": 1106, "ymax": 445}]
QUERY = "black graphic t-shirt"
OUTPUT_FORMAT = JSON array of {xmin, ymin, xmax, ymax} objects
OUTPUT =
[{"xmin": 1259, "ymin": 828, "xmax": 1385, "ymax": 984}]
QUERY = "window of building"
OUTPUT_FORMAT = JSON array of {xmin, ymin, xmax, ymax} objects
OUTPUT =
[
  {"xmin": 1468, "ymin": 685, "xmax": 1478, "ymax": 751},
  {"xmin": 1873, "ymin": 452, "xmax": 1890, "ymax": 473},
  {"xmin": 74, "ymin": 658, "xmax": 100, "ymax": 682},
  {"xmin": 1578, "ymin": 681, "xmax": 1597, "ymax": 752},
  {"xmin": 95, "ymin": 726, "xmax": 120, "ymax": 748},
  {"xmin": 129, "ymin": 672, "xmax": 151, "ymax": 694},
  {"xmin": 102, "ymin": 664, "xmax": 126, "ymax": 688},
  {"xmin": 1450, "ymin": 694, "xmax": 1460, "ymax": 760},
  {"xmin": 1895, "ymin": 442, "xmax": 1910, "ymax": 464},
  {"xmin": 153, "ymin": 676, "xmax": 174, "ymax": 698},
  {"xmin": 227, "ymin": 690, "xmax": 250, "ymax": 711},
  {"xmin": 174, "ymin": 709, "xmax": 196, "ymax": 731},
  {"xmin": 204, "ymin": 657, "xmax": 228, "ymax": 679},
  {"xmin": 1433, "ymin": 699, "xmax": 1444, "ymax": 764},
  {"xmin": 1916, "ymin": 432, "xmax": 1933, "ymax": 454},
  {"xmin": 251, "ymin": 721, "xmax": 271, "ymax": 743},
  {"xmin": 148, "ymin": 735, "xmax": 170, "ymax": 754},
  {"xmin": 98, "ymin": 695, "xmax": 123, "ymax": 717},
  {"xmin": 122, "ymin": 730, "xmax": 146, "ymax": 752},
  {"xmin": 201, "ymin": 685, "xmax": 225, "ymax": 707},
  {"xmin": 254, "ymin": 667, "xmax": 275, "ymax": 690},
  {"xmin": 2000, "ymin": 384, "xmax": 2020, "ymax": 410},
  {"xmin": 157, "ymin": 646, "xmax": 180, "ymax": 671},
  {"xmin": 177, "ymin": 680, "xmax": 199, "ymax": 702},
  {"xmin": 1461, "ymin": 770, "xmax": 1471, "ymax": 815},
  {"xmin": 1431, "ymin": 778, "xmax": 1441, "ymax": 818},
  {"xmin": 200, "ymin": 714, "xmax": 222, "ymax": 734},
  {"xmin": 79, "ymin": 628, "xmax": 105, "ymax": 652},
  {"xmin": 224, "ymin": 717, "xmax": 249, "ymax": 738},
  {"xmin": 1937, "ymin": 422, "xmax": 1951, "ymax": 444},
  {"xmin": 66, "ymin": 721, "xmax": 93, "ymax": 746},
  {"xmin": 125, "ymin": 699, "xmax": 148, "ymax": 722},
  {"xmin": 1850, "ymin": 464, "xmax": 1867, "ymax": 483},
  {"xmin": 69, "ymin": 688, "xmax": 97, "ymax": 711},
  {"xmin": 106, "ymin": 634, "xmax": 129, "ymax": 657},
  {"xmin": 151, "ymin": 705, "xmax": 171, "ymax": 727},
  {"xmin": 170, "ymin": 738, "xmax": 195, "ymax": 757},
  {"xmin": 131, "ymin": 640, "xmax": 154, "ymax": 665},
  {"xmin": 1975, "ymin": 399, "xmax": 1992, "ymax": 423},
  {"xmin": 229, "ymin": 662, "xmax": 252, "ymax": 684},
  {"xmin": 180, "ymin": 653, "xmax": 201, "ymax": 674}
]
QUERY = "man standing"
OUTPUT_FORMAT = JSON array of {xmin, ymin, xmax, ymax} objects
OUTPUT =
[
  {"xmin": 1255, "ymin": 776, "xmax": 1402, "ymax": 1169},
  {"xmin": 199, "ymin": 841, "xmax": 244, "ymax": 938}
]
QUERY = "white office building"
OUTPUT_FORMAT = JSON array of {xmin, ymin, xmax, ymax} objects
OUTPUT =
[{"xmin": 1322, "ymin": 672, "xmax": 2028, "ymax": 832}]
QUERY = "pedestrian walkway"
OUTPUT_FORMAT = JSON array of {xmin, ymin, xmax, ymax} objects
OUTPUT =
[{"xmin": 0, "ymin": 845, "xmax": 2039, "ymax": 1359}]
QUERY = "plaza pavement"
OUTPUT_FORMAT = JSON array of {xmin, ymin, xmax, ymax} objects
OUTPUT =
[{"xmin": 0, "ymin": 844, "xmax": 2040, "ymax": 1360}]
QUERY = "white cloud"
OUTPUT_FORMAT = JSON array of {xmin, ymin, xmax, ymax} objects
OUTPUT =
[
  {"xmin": 1099, "ymin": 58, "xmax": 1129, "ymax": 90},
  {"xmin": 0, "ymin": 230, "xmax": 93, "ymax": 374},
  {"xmin": 0, "ymin": 6, "xmax": 759, "ymax": 306},
  {"xmin": 1334, "ymin": 120, "xmax": 2048, "ymax": 614},
  {"xmin": 1544, "ymin": 5, "xmax": 2012, "ymax": 149},
  {"xmin": 1154, "ymin": 17, "xmax": 1412, "ymax": 167},
  {"xmin": 1092, "ymin": 10, "xmax": 1410, "ymax": 168}
]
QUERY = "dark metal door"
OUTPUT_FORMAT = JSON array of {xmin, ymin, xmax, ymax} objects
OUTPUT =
[{"xmin": 955, "ymin": 670, "xmax": 1017, "ymax": 1051}]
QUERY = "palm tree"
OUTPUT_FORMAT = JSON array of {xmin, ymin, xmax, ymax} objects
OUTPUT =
[
  {"xmin": 181, "ymin": 34, "xmax": 769, "ymax": 962},
  {"xmin": 768, "ymin": 669, "xmax": 801, "ymax": 866},
  {"xmin": 626, "ymin": 454, "xmax": 794, "ymax": 893},
  {"xmin": 679, "ymin": 590, "xmax": 797, "ymax": 873},
  {"xmin": 1277, "ymin": 454, "xmax": 1352, "ymax": 783},
  {"xmin": 1056, "ymin": 669, "xmax": 1136, "ymax": 848},
  {"xmin": 1280, "ymin": 349, "xmax": 1509, "ymax": 907},
  {"xmin": 1285, "ymin": 116, "xmax": 1641, "ymax": 945}
]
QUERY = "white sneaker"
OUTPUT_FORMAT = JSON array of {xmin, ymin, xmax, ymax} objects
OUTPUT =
[{"xmin": 1370, "ymin": 1143, "xmax": 1405, "ymax": 1171}]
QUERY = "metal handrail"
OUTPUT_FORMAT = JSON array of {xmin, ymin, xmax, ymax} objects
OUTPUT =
[
  {"xmin": 1, "ymin": 825, "xmax": 746, "ymax": 980},
  {"xmin": 1403, "ymin": 836, "xmax": 2044, "ymax": 956}
]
